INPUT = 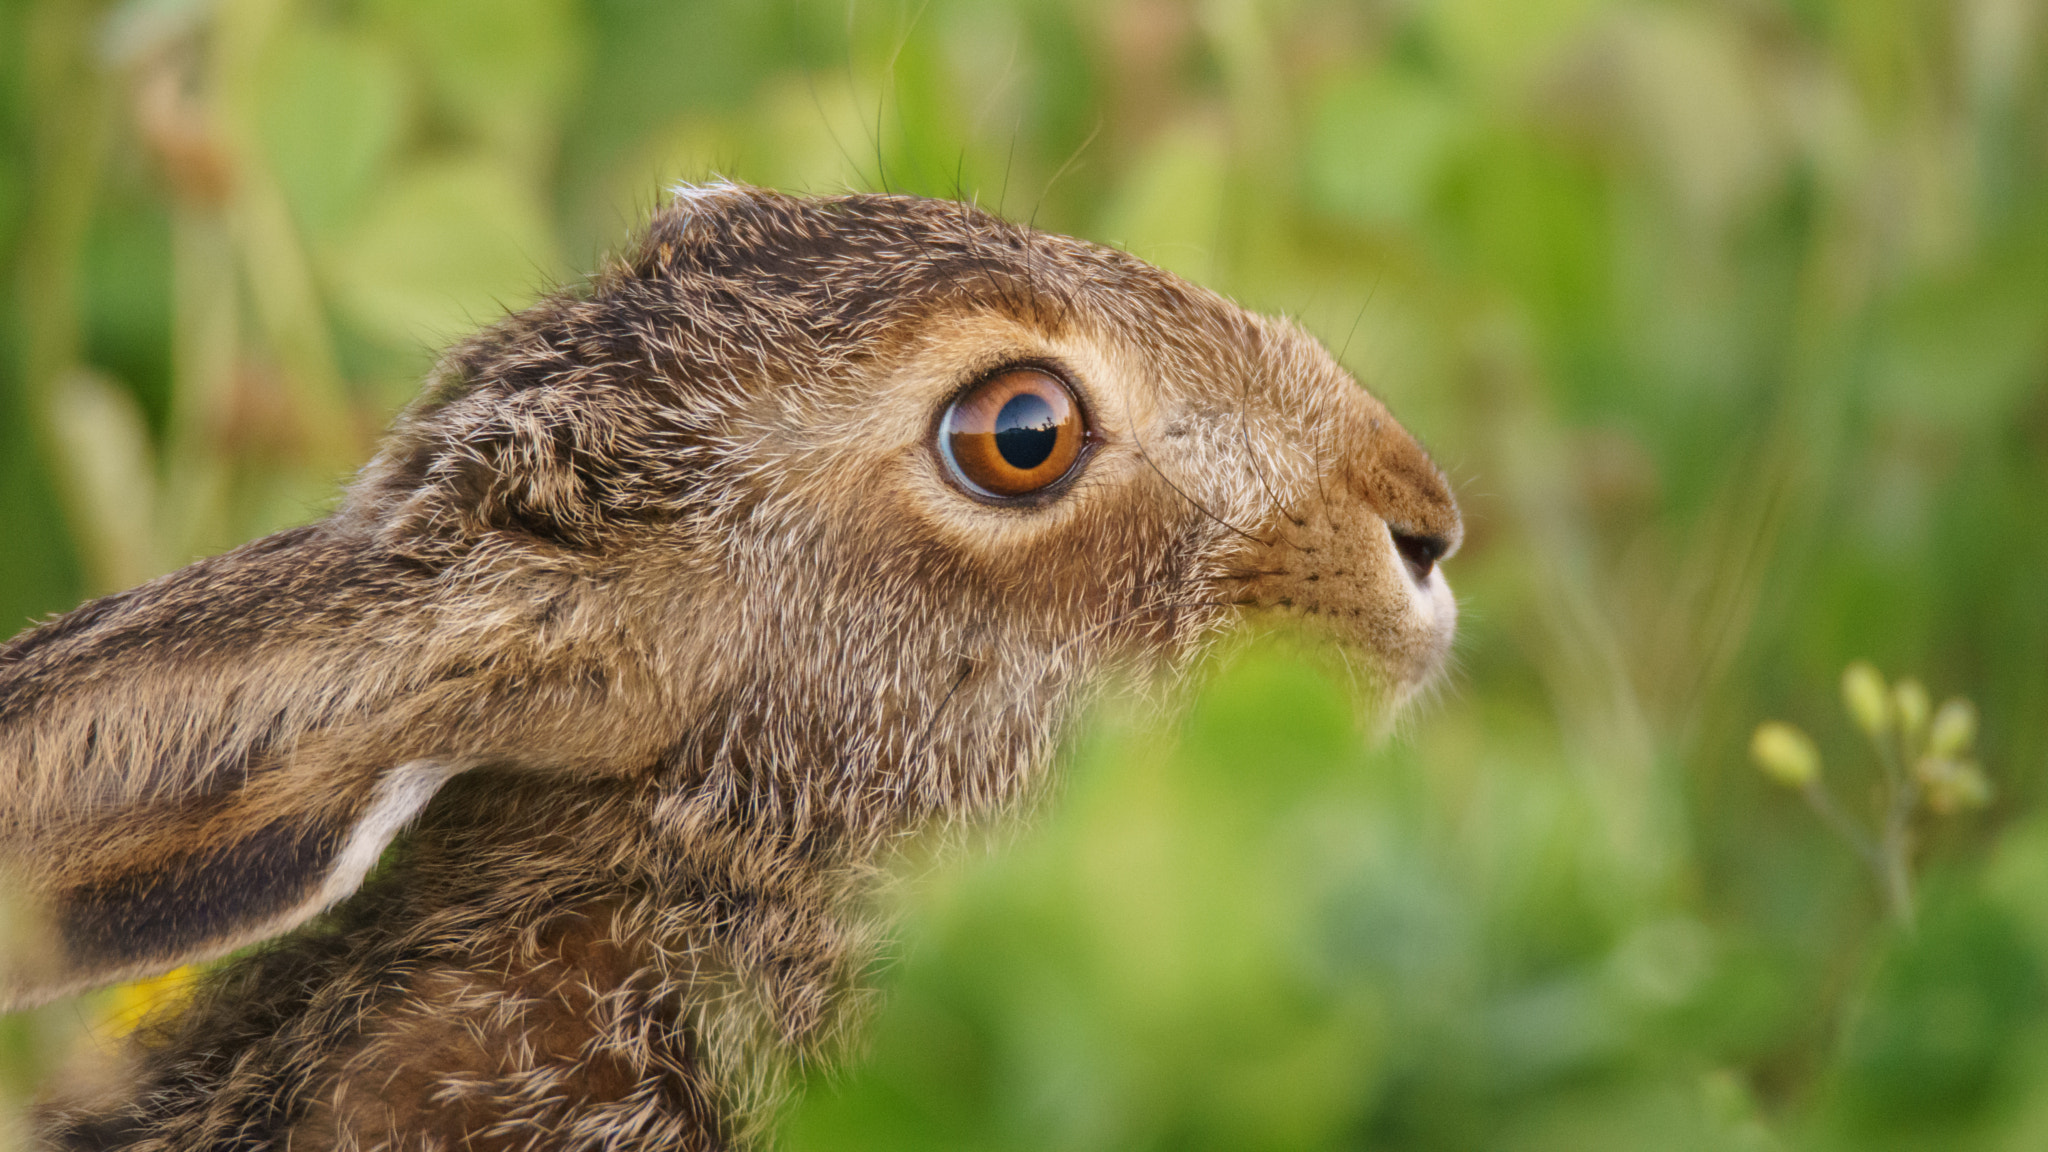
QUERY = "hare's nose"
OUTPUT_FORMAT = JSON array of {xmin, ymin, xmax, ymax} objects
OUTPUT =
[{"xmin": 1389, "ymin": 526, "xmax": 1449, "ymax": 583}]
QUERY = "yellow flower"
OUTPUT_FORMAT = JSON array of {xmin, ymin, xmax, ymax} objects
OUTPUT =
[
  {"xmin": 1916, "ymin": 756, "xmax": 1992, "ymax": 815},
  {"xmin": 1893, "ymin": 679, "xmax": 1929, "ymax": 747},
  {"xmin": 102, "ymin": 966, "xmax": 199, "ymax": 1039},
  {"xmin": 1752, "ymin": 721, "xmax": 1821, "ymax": 788},
  {"xmin": 1928, "ymin": 698, "xmax": 1978, "ymax": 758},
  {"xmin": 1842, "ymin": 662, "xmax": 1891, "ymax": 738}
]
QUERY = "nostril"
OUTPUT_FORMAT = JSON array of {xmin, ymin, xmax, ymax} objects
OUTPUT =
[{"xmin": 1389, "ymin": 527, "xmax": 1448, "ymax": 583}]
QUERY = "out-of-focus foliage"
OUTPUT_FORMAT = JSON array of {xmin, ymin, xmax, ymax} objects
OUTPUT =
[{"xmin": 2, "ymin": 0, "xmax": 2046, "ymax": 1147}]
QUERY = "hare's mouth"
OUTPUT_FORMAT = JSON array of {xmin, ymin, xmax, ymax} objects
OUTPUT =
[{"xmin": 1221, "ymin": 512, "xmax": 1459, "ymax": 697}]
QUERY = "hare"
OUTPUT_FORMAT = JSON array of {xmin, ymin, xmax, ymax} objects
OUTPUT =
[{"xmin": 0, "ymin": 184, "xmax": 1460, "ymax": 1150}]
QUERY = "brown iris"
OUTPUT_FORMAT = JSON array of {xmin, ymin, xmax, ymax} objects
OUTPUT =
[{"xmin": 939, "ymin": 368, "xmax": 1087, "ymax": 499}]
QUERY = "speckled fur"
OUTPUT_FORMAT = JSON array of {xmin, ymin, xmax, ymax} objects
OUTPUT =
[{"xmin": 0, "ymin": 186, "xmax": 1460, "ymax": 1150}]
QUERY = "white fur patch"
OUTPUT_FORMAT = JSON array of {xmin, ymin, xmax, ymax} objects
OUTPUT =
[
  {"xmin": 310, "ymin": 761, "xmax": 463, "ymax": 914},
  {"xmin": 669, "ymin": 178, "xmax": 746, "ymax": 210}
]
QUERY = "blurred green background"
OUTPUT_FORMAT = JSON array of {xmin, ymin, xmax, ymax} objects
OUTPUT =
[{"xmin": 3, "ymin": 0, "xmax": 2046, "ymax": 1147}]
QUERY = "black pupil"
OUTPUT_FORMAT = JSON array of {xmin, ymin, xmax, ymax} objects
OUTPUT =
[{"xmin": 992, "ymin": 392, "xmax": 1059, "ymax": 470}]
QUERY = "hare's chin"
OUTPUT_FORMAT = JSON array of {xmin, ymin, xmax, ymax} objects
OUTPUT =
[
  {"xmin": 1386, "ymin": 569, "xmax": 1459, "ymax": 704},
  {"xmin": 1416, "ymin": 568, "xmax": 1458, "ymax": 653}
]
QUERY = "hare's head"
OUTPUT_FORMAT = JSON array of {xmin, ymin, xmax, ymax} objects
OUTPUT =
[{"xmin": 0, "ymin": 185, "xmax": 1459, "ymax": 1007}]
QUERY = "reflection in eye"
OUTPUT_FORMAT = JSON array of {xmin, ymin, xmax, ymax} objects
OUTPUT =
[
  {"xmin": 940, "ymin": 369, "xmax": 1087, "ymax": 499},
  {"xmin": 991, "ymin": 392, "xmax": 1058, "ymax": 470}
]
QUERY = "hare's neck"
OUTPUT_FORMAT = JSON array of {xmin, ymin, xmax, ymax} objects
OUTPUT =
[
  {"xmin": 390, "ymin": 771, "xmax": 890, "ymax": 1144},
  {"xmin": 82, "ymin": 772, "xmax": 891, "ymax": 1151}
]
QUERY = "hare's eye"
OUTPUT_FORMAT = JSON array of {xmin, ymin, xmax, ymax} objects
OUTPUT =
[{"xmin": 939, "ymin": 368, "xmax": 1088, "ymax": 499}]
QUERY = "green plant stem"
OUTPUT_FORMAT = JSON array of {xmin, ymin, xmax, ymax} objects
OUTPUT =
[
  {"xmin": 15, "ymin": 0, "xmax": 113, "ymax": 590},
  {"xmin": 1867, "ymin": 729, "xmax": 1919, "ymax": 929},
  {"xmin": 1800, "ymin": 779, "xmax": 1882, "ymax": 876}
]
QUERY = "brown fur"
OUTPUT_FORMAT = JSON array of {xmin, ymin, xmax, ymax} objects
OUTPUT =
[{"xmin": 0, "ymin": 185, "xmax": 1459, "ymax": 1150}]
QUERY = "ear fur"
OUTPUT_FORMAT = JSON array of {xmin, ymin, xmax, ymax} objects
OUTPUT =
[{"xmin": 0, "ymin": 520, "xmax": 655, "ymax": 1010}]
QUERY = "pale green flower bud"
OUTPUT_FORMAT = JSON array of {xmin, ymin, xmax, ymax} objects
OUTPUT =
[
  {"xmin": 1752, "ymin": 721, "xmax": 1821, "ymax": 788},
  {"xmin": 1929, "ymin": 698, "xmax": 1977, "ymax": 758},
  {"xmin": 1952, "ymin": 761, "xmax": 1992, "ymax": 810},
  {"xmin": 1893, "ymin": 679, "xmax": 1929, "ymax": 747},
  {"xmin": 1917, "ymin": 756, "xmax": 1992, "ymax": 815},
  {"xmin": 1842, "ymin": 662, "xmax": 1891, "ymax": 738}
]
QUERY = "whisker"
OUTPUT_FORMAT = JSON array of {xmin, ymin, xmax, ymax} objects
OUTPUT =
[
  {"xmin": 802, "ymin": 0, "xmax": 873, "ymax": 195},
  {"xmin": 907, "ymin": 662, "xmax": 974, "ymax": 774},
  {"xmin": 1032, "ymin": 115, "xmax": 1102, "ymax": 231},
  {"xmin": 1236, "ymin": 358, "xmax": 1304, "ymax": 530},
  {"xmin": 838, "ymin": 0, "xmax": 882, "ymax": 193},
  {"xmin": 998, "ymin": 121, "xmax": 1019, "ymax": 218},
  {"xmin": 1335, "ymin": 269, "xmax": 1381, "ymax": 368},
  {"xmin": 1120, "ymin": 386, "xmax": 1271, "ymax": 548}
]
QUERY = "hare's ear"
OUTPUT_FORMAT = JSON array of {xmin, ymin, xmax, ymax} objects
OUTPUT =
[
  {"xmin": 0, "ymin": 526, "xmax": 578, "ymax": 1010},
  {"xmin": 0, "ymin": 760, "xmax": 461, "ymax": 1011}
]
